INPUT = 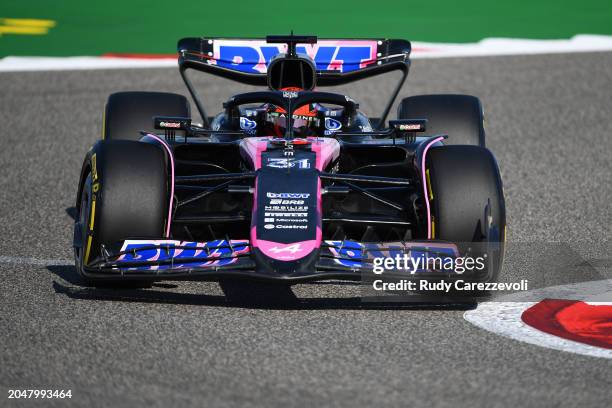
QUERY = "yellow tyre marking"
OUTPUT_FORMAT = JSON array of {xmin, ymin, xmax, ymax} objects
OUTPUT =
[
  {"xmin": 83, "ymin": 236, "xmax": 93, "ymax": 264},
  {"xmin": 91, "ymin": 153, "xmax": 98, "ymax": 181},
  {"xmin": 83, "ymin": 151, "xmax": 98, "ymax": 265},
  {"xmin": 89, "ymin": 199, "xmax": 96, "ymax": 230},
  {"xmin": 83, "ymin": 197, "xmax": 96, "ymax": 264}
]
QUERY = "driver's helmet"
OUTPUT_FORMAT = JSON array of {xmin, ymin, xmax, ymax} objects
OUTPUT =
[{"xmin": 264, "ymin": 87, "xmax": 320, "ymax": 137}]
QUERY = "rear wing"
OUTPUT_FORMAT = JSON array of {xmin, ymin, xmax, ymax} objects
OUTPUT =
[
  {"xmin": 178, "ymin": 37, "xmax": 411, "ymax": 86},
  {"xmin": 177, "ymin": 37, "xmax": 411, "ymax": 128}
]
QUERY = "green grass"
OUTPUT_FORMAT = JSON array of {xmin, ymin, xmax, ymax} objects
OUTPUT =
[{"xmin": 1, "ymin": 0, "xmax": 612, "ymax": 56}]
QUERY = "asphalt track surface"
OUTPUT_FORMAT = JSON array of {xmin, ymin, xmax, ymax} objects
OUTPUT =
[{"xmin": 1, "ymin": 52, "xmax": 611, "ymax": 407}]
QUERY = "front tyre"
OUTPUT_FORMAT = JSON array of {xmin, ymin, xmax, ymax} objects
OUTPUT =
[
  {"xmin": 426, "ymin": 145, "xmax": 506, "ymax": 281},
  {"xmin": 74, "ymin": 140, "xmax": 169, "ymax": 287}
]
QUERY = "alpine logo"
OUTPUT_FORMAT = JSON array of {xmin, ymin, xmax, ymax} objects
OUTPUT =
[
  {"xmin": 240, "ymin": 117, "xmax": 257, "ymax": 134},
  {"xmin": 324, "ymin": 117, "xmax": 342, "ymax": 135},
  {"xmin": 325, "ymin": 117, "xmax": 342, "ymax": 131},
  {"xmin": 269, "ymin": 243, "xmax": 303, "ymax": 254}
]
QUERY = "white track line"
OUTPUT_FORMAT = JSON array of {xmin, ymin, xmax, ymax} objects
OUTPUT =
[
  {"xmin": 412, "ymin": 34, "xmax": 612, "ymax": 58},
  {"xmin": 0, "ymin": 56, "xmax": 178, "ymax": 72},
  {"xmin": 0, "ymin": 255, "xmax": 72, "ymax": 266},
  {"xmin": 2, "ymin": 34, "xmax": 612, "ymax": 72}
]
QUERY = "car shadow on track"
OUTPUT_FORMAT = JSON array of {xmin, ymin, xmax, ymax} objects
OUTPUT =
[
  {"xmin": 65, "ymin": 206, "xmax": 77, "ymax": 221},
  {"xmin": 47, "ymin": 264, "xmax": 477, "ymax": 311}
]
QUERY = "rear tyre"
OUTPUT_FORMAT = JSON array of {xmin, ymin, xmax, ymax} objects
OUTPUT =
[
  {"xmin": 104, "ymin": 91, "xmax": 190, "ymax": 141},
  {"xmin": 398, "ymin": 94, "xmax": 485, "ymax": 147},
  {"xmin": 426, "ymin": 145, "xmax": 505, "ymax": 281},
  {"xmin": 74, "ymin": 140, "xmax": 169, "ymax": 287}
]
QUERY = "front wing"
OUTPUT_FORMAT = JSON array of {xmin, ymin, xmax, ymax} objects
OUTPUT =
[{"xmin": 82, "ymin": 239, "xmax": 493, "ymax": 283}]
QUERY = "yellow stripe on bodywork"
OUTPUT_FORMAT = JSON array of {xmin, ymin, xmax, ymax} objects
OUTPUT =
[
  {"xmin": 426, "ymin": 169, "xmax": 434, "ymax": 201},
  {"xmin": 431, "ymin": 216, "xmax": 436, "ymax": 239}
]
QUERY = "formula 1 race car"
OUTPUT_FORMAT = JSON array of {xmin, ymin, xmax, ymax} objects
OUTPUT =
[{"xmin": 73, "ymin": 34, "xmax": 505, "ymax": 288}]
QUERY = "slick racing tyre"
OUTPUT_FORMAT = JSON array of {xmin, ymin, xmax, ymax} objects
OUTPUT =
[
  {"xmin": 425, "ymin": 145, "xmax": 505, "ymax": 281},
  {"xmin": 74, "ymin": 140, "xmax": 169, "ymax": 287},
  {"xmin": 103, "ymin": 91, "xmax": 191, "ymax": 141},
  {"xmin": 398, "ymin": 94, "xmax": 485, "ymax": 147}
]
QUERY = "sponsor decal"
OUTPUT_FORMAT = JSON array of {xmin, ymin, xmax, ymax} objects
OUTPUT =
[
  {"xmin": 159, "ymin": 121, "xmax": 182, "ymax": 129},
  {"xmin": 154, "ymin": 117, "xmax": 190, "ymax": 130},
  {"xmin": 260, "ymin": 189, "xmax": 313, "ymax": 231},
  {"xmin": 269, "ymin": 243, "xmax": 303, "ymax": 254},
  {"xmin": 283, "ymin": 90, "xmax": 298, "ymax": 99},
  {"xmin": 324, "ymin": 117, "xmax": 342, "ymax": 136},
  {"xmin": 327, "ymin": 240, "xmax": 366, "ymax": 268},
  {"xmin": 324, "ymin": 240, "xmax": 459, "ymax": 270},
  {"xmin": 269, "ymin": 199, "xmax": 304, "ymax": 205},
  {"xmin": 275, "ymin": 218, "xmax": 308, "ymax": 223},
  {"xmin": 266, "ymin": 158, "xmax": 311, "ymax": 169},
  {"xmin": 389, "ymin": 119, "xmax": 427, "ymax": 133},
  {"xmin": 267, "ymin": 192, "xmax": 310, "ymax": 199},
  {"xmin": 263, "ymin": 212, "xmax": 308, "ymax": 217},
  {"xmin": 256, "ymin": 170, "xmax": 317, "ymax": 242},
  {"xmin": 397, "ymin": 123, "xmax": 423, "ymax": 131},
  {"xmin": 239, "ymin": 116, "xmax": 257, "ymax": 134},
  {"xmin": 264, "ymin": 206, "xmax": 307, "ymax": 212},
  {"xmin": 211, "ymin": 40, "xmax": 378, "ymax": 73},
  {"xmin": 116, "ymin": 239, "xmax": 249, "ymax": 271}
]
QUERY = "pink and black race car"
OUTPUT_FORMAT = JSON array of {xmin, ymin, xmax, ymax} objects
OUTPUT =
[{"xmin": 73, "ymin": 35, "xmax": 505, "ymax": 288}]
